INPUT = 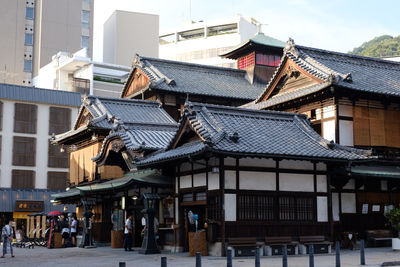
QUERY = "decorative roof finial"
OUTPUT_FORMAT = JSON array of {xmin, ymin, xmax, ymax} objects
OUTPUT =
[{"xmin": 284, "ymin": 38, "xmax": 299, "ymax": 58}]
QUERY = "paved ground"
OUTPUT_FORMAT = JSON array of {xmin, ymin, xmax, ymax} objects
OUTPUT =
[{"xmin": 0, "ymin": 246, "xmax": 399, "ymax": 267}]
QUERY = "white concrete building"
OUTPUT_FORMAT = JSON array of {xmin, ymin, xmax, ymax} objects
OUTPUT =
[
  {"xmin": 33, "ymin": 49, "xmax": 130, "ymax": 98},
  {"xmin": 159, "ymin": 15, "xmax": 260, "ymax": 68},
  {"xmin": 103, "ymin": 10, "xmax": 159, "ymax": 66},
  {"xmin": 0, "ymin": 83, "xmax": 81, "ymax": 227}
]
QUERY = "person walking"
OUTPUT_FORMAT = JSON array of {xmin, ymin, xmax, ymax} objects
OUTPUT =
[
  {"xmin": 1, "ymin": 220, "xmax": 15, "ymax": 258},
  {"xmin": 124, "ymin": 215, "xmax": 133, "ymax": 251}
]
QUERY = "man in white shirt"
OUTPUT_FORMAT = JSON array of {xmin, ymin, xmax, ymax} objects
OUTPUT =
[
  {"xmin": 124, "ymin": 215, "xmax": 133, "ymax": 251},
  {"xmin": 1, "ymin": 220, "xmax": 14, "ymax": 258},
  {"xmin": 70, "ymin": 216, "xmax": 78, "ymax": 247}
]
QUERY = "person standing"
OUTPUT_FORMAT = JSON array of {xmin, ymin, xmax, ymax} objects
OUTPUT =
[
  {"xmin": 1, "ymin": 220, "xmax": 15, "ymax": 258},
  {"xmin": 124, "ymin": 215, "xmax": 133, "ymax": 251},
  {"xmin": 70, "ymin": 216, "xmax": 78, "ymax": 247}
]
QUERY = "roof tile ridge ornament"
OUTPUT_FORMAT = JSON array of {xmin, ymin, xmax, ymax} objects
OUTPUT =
[
  {"xmin": 283, "ymin": 38, "xmax": 300, "ymax": 58},
  {"xmin": 137, "ymin": 56, "xmax": 176, "ymax": 86}
]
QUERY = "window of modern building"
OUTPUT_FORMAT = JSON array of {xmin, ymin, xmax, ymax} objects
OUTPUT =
[
  {"xmin": 14, "ymin": 103, "xmax": 37, "ymax": 133},
  {"xmin": 25, "ymin": 7, "xmax": 34, "ymax": 19},
  {"xmin": 25, "ymin": 33, "xmax": 33, "ymax": 45},
  {"xmin": 12, "ymin": 170, "xmax": 35, "ymax": 189},
  {"xmin": 13, "ymin": 136, "xmax": 36, "ymax": 166},
  {"xmin": 0, "ymin": 136, "xmax": 2, "ymax": 164},
  {"xmin": 48, "ymin": 140, "xmax": 68, "ymax": 168},
  {"xmin": 49, "ymin": 107, "xmax": 71, "ymax": 135},
  {"xmin": 47, "ymin": 172, "xmax": 68, "ymax": 190},
  {"xmin": 81, "ymin": 36, "xmax": 89, "ymax": 48},
  {"xmin": 81, "ymin": 10, "xmax": 90, "ymax": 28},
  {"xmin": 23, "ymin": 60, "xmax": 32, "ymax": 72}
]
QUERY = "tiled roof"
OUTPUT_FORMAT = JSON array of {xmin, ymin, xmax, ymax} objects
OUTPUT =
[
  {"xmin": 121, "ymin": 55, "xmax": 265, "ymax": 100},
  {"xmin": 250, "ymin": 82, "xmax": 331, "ymax": 109},
  {"xmin": 54, "ymin": 96, "xmax": 178, "ymax": 152},
  {"xmin": 0, "ymin": 83, "xmax": 81, "ymax": 106},
  {"xmin": 220, "ymin": 32, "xmax": 285, "ymax": 58},
  {"xmin": 255, "ymin": 39, "xmax": 400, "ymax": 103},
  {"xmin": 136, "ymin": 102, "xmax": 371, "ymax": 166}
]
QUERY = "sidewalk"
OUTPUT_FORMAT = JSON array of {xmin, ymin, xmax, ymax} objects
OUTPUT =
[{"xmin": 0, "ymin": 246, "xmax": 399, "ymax": 267}]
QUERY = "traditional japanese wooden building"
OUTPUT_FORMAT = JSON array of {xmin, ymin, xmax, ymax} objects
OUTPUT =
[
  {"xmin": 248, "ymin": 39, "xmax": 400, "ymax": 238},
  {"xmin": 135, "ymin": 102, "xmax": 370, "ymax": 255},
  {"xmin": 120, "ymin": 55, "xmax": 266, "ymax": 120},
  {"xmin": 220, "ymin": 32, "xmax": 285, "ymax": 84},
  {"xmin": 52, "ymin": 95, "xmax": 178, "ymax": 245}
]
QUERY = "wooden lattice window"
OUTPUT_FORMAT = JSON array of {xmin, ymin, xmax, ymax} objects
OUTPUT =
[
  {"xmin": 48, "ymin": 140, "xmax": 68, "ymax": 168},
  {"xmin": 14, "ymin": 103, "xmax": 37, "ymax": 133},
  {"xmin": 238, "ymin": 194, "xmax": 274, "ymax": 221},
  {"xmin": 47, "ymin": 172, "xmax": 68, "ymax": 190},
  {"xmin": 238, "ymin": 53, "xmax": 255, "ymax": 69},
  {"xmin": 279, "ymin": 196, "xmax": 314, "ymax": 221},
  {"xmin": 207, "ymin": 195, "xmax": 221, "ymax": 221},
  {"xmin": 13, "ymin": 136, "xmax": 36, "ymax": 166},
  {"xmin": 12, "ymin": 170, "xmax": 35, "ymax": 189},
  {"xmin": 49, "ymin": 107, "xmax": 71, "ymax": 135}
]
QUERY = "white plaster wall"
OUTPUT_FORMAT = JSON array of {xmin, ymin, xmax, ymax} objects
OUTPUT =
[
  {"xmin": 179, "ymin": 175, "xmax": 192, "ymax": 188},
  {"xmin": 225, "ymin": 157, "xmax": 236, "ymax": 166},
  {"xmin": 193, "ymin": 173, "xmax": 206, "ymax": 187},
  {"xmin": 239, "ymin": 171, "xmax": 276, "ymax": 191},
  {"xmin": 317, "ymin": 175, "xmax": 327, "ymax": 192},
  {"xmin": 208, "ymin": 172, "xmax": 219, "ymax": 190},
  {"xmin": 279, "ymin": 174, "xmax": 314, "ymax": 192},
  {"xmin": 225, "ymin": 171, "xmax": 236, "ymax": 189},
  {"xmin": 323, "ymin": 105, "xmax": 335, "ymax": 118},
  {"xmin": 343, "ymin": 179, "xmax": 355, "ymax": 190},
  {"xmin": 279, "ymin": 159, "xmax": 313, "ymax": 170},
  {"xmin": 317, "ymin": 196, "xmax": 328, "ymax": 222},
  {"xmin": 381, "ymin": 180, "xmax": 388, "ymax": 191},
  {"xmin": 341, "ymin": 193, "xmax": 356, "ymax": 213},
  {"xmin": 339, "ymin": 104, "xmax": 353, "ymax": 117},
  {"xmin": 180, "ymin": 162, "xmax": 191, "ymax": 172},
  {"xmin": 240, "ymin": 157, "xmax": 275, "ymax": 168},
  {"xmin": 316, "ymin": 163, "xmax": 327, "ymax": 171},
  {"xmin": 339, "ymin": 120, "xmax": 354, "ymax": 146},
  {"xmin": 322, "ymin": 120, "xmax": 336, "ymax": 142},
  {"xmin": 224, "ymin": 194, "xmax": 236, "ymax": 221},
  {"xmin": 175, "ymin": 177, "xmax": 178, "ymax": 193},
  {"xmin": 332, "ymin": 193, "xmax": 340, "ymax": 221}
]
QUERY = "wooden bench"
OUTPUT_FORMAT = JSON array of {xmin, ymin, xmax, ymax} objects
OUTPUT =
[
  {"xmin": 366, "ymin": 230, "xmax": 393, "ymax": 247},
  {"xmin": 227, "ymin": 237, "xmax": 264, "ymax": 257},
  {"xmin": 299, "ymin": 235, "xmax": 331, "ymax": 254},
  {"xmin": 264, "ymin": 236, "xmax": 298, "ymax": 256}
]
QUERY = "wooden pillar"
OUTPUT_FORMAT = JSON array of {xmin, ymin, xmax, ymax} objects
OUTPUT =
[
  {"xmin": 219, "ymin": 156, "xmax": 226, "ymax": 256},
  {"xmin": 327, "ymin": 173, "xmax": 334, "ymax": 241}
]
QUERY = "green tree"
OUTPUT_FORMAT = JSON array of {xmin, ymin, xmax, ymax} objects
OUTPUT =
[
  {"xmin": 349, "ymin": 35, "xmax": 400, "ymax": 57},
  {"xmin": 385, "ymin": 205, "xmax": 400, "ymax": 238}
]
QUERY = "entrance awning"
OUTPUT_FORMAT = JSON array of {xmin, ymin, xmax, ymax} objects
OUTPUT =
[
  {"xmin": 76, "ymin": 169, "xmax": 172, "ymax": 193},
  {"xmin": 349, "ymin": 165, "xmax": 400, "ymax": 179},
  {"xmin": 51, "ymin": 188, "xmax": 80, "ymax": 201}
]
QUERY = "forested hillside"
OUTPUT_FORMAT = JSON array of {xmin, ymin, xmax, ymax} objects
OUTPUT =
[{"xmin": 349, "ymin": 35, "xmax": 400, "ymax": 57}]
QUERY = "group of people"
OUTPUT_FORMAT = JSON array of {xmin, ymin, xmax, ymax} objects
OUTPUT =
[
  {"xmin": 123, "ymin": 215, "xmax": 159, "ymax": 251},
  {"xmin": 60, "ymin": 216, "xmax": 78, "ymax": 247}
]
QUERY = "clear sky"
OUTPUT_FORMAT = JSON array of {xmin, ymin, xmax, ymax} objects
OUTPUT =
[{"xmin": 93, "ymin": 0, "xmax": 400, "ymax": 61}]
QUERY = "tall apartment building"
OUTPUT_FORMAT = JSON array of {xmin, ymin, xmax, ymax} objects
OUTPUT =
[
  {"xmin": 159, "ymin": 15, "xmax": 260, "ymax": 68},
  {"xmin": 0, "ymin": 0, "xmax": 94, "ymax": 86},
  {"xmin": 103, "ymin": 10, "xmax": 159, "ymax": 66},
  {"xmin": 0, "ymin": 83, "xmax": 81, "ymax": 229}
]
